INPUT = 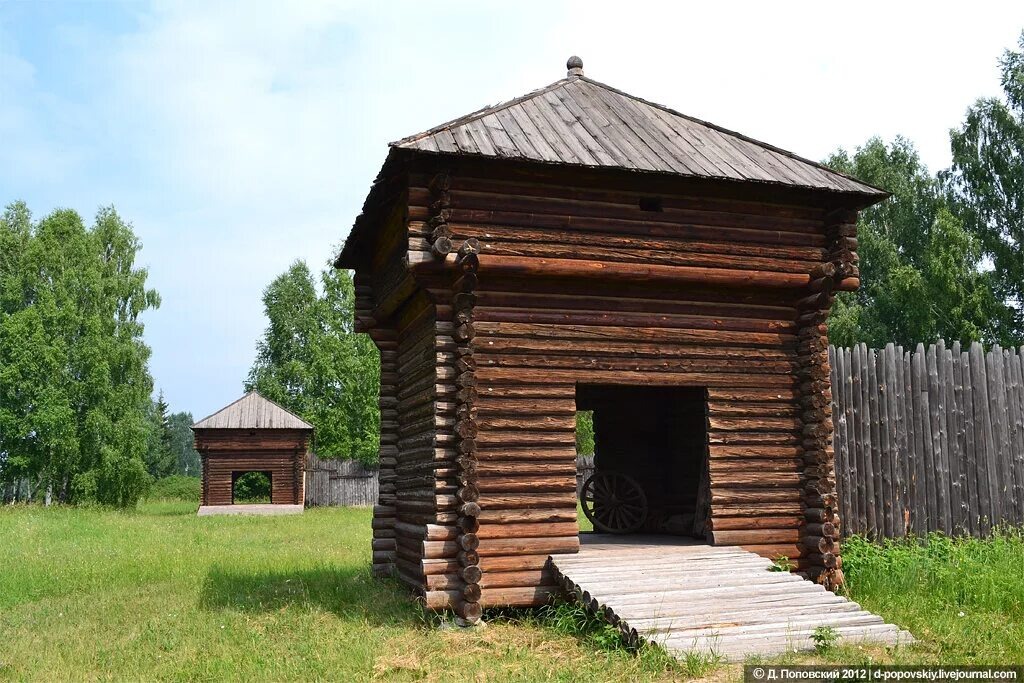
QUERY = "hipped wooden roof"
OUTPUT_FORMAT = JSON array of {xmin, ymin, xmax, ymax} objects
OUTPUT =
[
  {"xmin": 336, "ymin": 62, "xmax": 886, "ymax": 268},
  {"xmin": 192, "ymin": 392, "xmax": 313, "ymax": 431},
  {"xmin": 393, "ymin": 75, "xmax": 881, "ymax": 196}
]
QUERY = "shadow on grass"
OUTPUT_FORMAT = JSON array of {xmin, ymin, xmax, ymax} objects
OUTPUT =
[{"xmin": 200, "ymin": 564, "xmax": 423, "ymax": 626}]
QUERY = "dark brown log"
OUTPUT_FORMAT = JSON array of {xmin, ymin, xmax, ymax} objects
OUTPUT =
[
  {"xmin": 710, "ymin": 529, "xmax": 800, "ymax": 544},
  {"xmin": 462, "ymin": 583, "xmax": 482, "ymax": 602},
  {"xmin": 431, "ymin": 236, "xmax": 453, "ymax": 258},
  {"xmin": 805, "ymin": 522, "xmax": 837, "ymax": 537},
  {"xmin": 458, "ymin": 600, "xmax": 483, "ymax": 621},
  {"xmin": 456, "ymin": 499, "xmax": 479, "ymax": 516},
  {"xmin": 708, "ymin": 515, "xmax": 804, "ymax": 530},
  {"xmin": 809, "ymin": 262, "xmax": 837, "ymax": 280},
  {"xmin": 803, "ymin": 535, "xmax": 835, "ymax": 553},
  {"xmin": 427, "ymin": 211, "xmax": 452, "ymax": 228},
  {"xmin": 430, "ymin": 224, "xmax": 453, "ymax": 242},
  {"xmin": 428, "ymin": 175, "xmax": 450, "ymax": 196},
  {"xmin": 458, "ymin": 533, "xmax": 480, "ymax": 551},
  {"xmin": 459, "ymin": 565, "xmax": 483, "ymax": 583},
  {"xmin": 478, "ymin": 255, "xmax": 813, "ymax": 288},
  {"xmin": 836, "ymin": 276, "xmax": 859, "ymax": 291},
  {"xmin": 807, "ymin": 552, "xmax": 839, "ymax": 569}
]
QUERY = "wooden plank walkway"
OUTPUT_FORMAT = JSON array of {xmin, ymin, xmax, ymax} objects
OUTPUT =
[{"xmin": 549, "ymin": 535, "xmax": 913, "ymax": 661}]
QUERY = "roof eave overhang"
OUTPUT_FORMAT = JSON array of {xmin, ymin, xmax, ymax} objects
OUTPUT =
[{"xmin": 335, "ymin": 147, "xmax": 887, "ymax": 271}]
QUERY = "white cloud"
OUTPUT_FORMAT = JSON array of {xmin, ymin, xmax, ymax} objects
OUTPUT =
[
  {"xmin": 84, "ymin": 1, "xmax": 571, "ymax": 416},
  {"xmin": 2, "ymin": 1, "xmax": 1023, "ymax": 417},
  {"xmin": 557, "ymin": 0, "xmax": 1024, "ymax": 172}
]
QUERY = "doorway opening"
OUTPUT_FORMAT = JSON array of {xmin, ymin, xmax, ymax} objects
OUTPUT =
[
  {"xmin": 575, "ymin": 385, "xmax": 709, "ymax": 539},
  {"xmin": 232, "ymin": 471, "xmax": 272, "ymax": 504}
]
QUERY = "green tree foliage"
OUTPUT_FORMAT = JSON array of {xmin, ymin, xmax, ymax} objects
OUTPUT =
[
  {"xmin": 825, "ymin": 138, "xmax": 1008, "ymax": 348},
  {"xmin": 246, "ymin": 261, "xmax": 380, "ymax": 464},
  {"xmin": 147, "ymin": 474, "xmax": 201, "ymax": 501},
  {"xmin": 576, "ymin": 411, "xmax": 594, "ymax": 455},
  {"xmin": 167, "ymin": 411, "xmax": 201, "ymax": 477},
  {"xmin": 947, "ymin": 31, "xmax": 1024, "ymax": 343},
  {"xmin": 144, "ymin": 391, "xmax": 176, "ymax": 479},
  {"xmin": 233, "ymin": 472, "xmax": 271, "ymax": 503},
  {"xmin": 0, "ymin": 202, "xmax": 159, "ymax": 506}
]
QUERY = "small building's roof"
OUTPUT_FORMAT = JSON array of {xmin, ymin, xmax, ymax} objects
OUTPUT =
[
  {"xmin": 192, "ymin": 391, "xmax": 313, "ymax": 430},
  {"xmin": 392, "ymin": 57, "xmax": 883, "ymax": 196}
]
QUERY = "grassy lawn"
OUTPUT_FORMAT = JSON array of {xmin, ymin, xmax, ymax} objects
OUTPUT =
[
  {"xmin": 3, "ymin": 500, "xmax": 1022, "ymax": 682},
  {"xmin": 748, "ymin": 531, "xmax": 1024, "ymax": 670},
  {"xmin": 1, "ymin": 500, "xmax": 685, "ymax": 682}
]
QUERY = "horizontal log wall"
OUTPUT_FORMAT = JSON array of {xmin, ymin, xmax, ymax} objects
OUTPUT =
[
  {"xmin": 194, "ymin": 429, "xmax": 309, "ymax": 507},
  {"xmin": 359, "ymin": 174, "xmax": 475, "ymax": 613},
  {"xmin": 392, "ymin": 293, "xmax": 451, "ymax": 596},
  {"xmin": 832, "ymin": 341, "xmax": 1024, "ymax": 538},
  {"xmin": 200, "ymin": 453, "xmax": 303, "ymax": 505},
  {"xmin": 356, "ymin": 271, "xmax": 398, "ymax": 578},
  {"xmin": 402, "ymin": 164, "xmax": 847, "ymax": 605}
]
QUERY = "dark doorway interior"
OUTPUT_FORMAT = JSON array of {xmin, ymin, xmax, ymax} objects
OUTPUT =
[
  {"xmin": 232, "ymin": 471, "xmax": 272, "ymax": 504},
  {"xmin": 576, "ymin": 385, "xmax": 709, "ymax": 539}
]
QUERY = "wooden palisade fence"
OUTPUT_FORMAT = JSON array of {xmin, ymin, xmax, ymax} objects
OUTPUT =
[
  {"xmin": 830, "ymin": 341, "xmax": 1024, "ymax": 538},
  {"xmin": 576, "ymin": 455, "xmax": 594, "ymax": 499},
  {"xmin": 305, "ymin": 454, "xmax": 379, "ymax": 507}
]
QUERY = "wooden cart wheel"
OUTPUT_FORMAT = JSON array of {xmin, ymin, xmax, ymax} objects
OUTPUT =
[{"xmin": 581, "ymin": 471, "xmax": 648, "ymax": 534}]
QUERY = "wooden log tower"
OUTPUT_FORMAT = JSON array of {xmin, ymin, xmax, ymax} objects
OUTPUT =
[{"xmin": 337, "ymin": 58, "xmax": 888, "ymax": 622}]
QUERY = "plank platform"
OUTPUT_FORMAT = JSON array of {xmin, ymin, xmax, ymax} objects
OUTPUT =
[
  {"xmin": 197, "ymin": 504, "xmax": 304, "ymax": 516},
  {"xmin": 549, "ymin": 535, "xmax": 913, "ymax": 662}
]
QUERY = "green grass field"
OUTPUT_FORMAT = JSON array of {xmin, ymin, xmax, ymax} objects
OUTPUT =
[{"xmin": 3, "ymin": 500, "xmax": 1023, "ymax": 681}]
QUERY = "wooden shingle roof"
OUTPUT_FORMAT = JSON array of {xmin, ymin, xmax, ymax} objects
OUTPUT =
[
  {"xmin": 192, "ymin": 392, "xmax": 313, "ymax": 430},
  {"xmin": 335, "ymin": 58, "xmax": 886, "ymax": 268},
  {"xmin": 392, "ymin": 61, "xmax": 883, "ymax": 196}
]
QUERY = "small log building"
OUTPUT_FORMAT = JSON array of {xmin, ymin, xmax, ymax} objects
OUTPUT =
[
  {"xmin": 336, "ymin": 58, "xmax": 887, "ymax": 624},
  {"xmin": 193, "ymin": 392, "xmax": 312, "ymax": 507}
]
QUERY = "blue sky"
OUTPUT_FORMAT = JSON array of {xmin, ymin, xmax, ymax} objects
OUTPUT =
[{"xmin": 3, "ymin": 1, "xmax": 1024, "ymax": 421}]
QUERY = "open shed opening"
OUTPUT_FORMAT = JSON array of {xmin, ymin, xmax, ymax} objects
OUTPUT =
[
  {"xmin": 576, "ymin": 385, "xmax": 710, "ymax": 539},
  {"xmin": 232, "ymin": 471, "xmax": 272, "ymax": 504}
]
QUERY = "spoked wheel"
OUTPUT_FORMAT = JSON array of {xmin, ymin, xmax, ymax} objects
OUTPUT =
[{"xmin": 581, "ymin": 471, "xmax": 648, "ymax": 534}]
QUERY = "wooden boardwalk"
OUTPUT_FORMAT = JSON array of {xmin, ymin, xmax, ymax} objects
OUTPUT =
[{"xmin": 549, "ymin": 535, "xmax": 912, "ymax": 661}]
